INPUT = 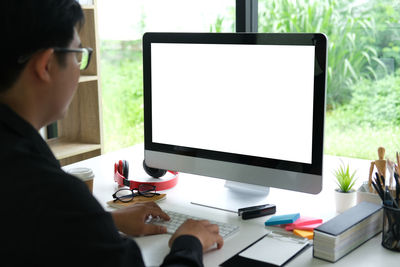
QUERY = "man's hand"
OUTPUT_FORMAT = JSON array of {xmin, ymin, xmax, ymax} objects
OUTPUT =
[
  {"xmin": 111, "ymin": 202, "xmax": 170, "ymax": 236},
  {"xmin": 169, "ymin": 219, "xmax": 224, "ymax": 251}
]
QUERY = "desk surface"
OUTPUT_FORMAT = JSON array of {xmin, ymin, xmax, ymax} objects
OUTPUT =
[{"xmin": 64, "ymin": 144, "xmax": 399, "ymax": 266}]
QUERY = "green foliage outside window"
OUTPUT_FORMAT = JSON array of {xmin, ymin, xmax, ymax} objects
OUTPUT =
[
  {"xmin": 101, "ymin": 41, "xmax": 144, "ymax": 152},
  {"xmin": 258, "ymin": 0, "xmax": 399, "ymax": 109},
  {"xmin": 258, "ymin": 0, "xmax": 400, "ymax": 159},
  {"xmin": 101, "ymin": 0, "xmax": 400, "ymax": 160}
]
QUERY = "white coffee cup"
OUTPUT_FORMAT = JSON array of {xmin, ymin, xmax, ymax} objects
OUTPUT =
[{"xmin": 68, "ymin": 167, "xmax": 95, "ymax": 193}]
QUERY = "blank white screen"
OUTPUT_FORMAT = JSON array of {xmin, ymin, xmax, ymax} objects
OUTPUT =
[{"xmin": 151, "ymin": 43, "xmax": 315, "ymax": 164}]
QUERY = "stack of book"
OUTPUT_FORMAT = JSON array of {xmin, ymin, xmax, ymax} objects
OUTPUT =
[{"xmin": 313, "ymin": 202, "xmax": 383, "ymax": 262}]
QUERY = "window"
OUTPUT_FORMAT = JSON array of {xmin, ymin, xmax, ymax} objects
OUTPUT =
[
  {"xmin": 99, "ymin": 0, "xmax": 400, "ymax": 160},
  {"xmin": 259, "ymin": 0, "xmax": 400, "ymax": 159},
  {"xmin": 98, "ymin": 0, "xmax": 235, "ymax": 152}
]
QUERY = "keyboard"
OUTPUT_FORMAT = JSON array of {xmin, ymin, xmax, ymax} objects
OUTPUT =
[{"xmin": 148, "ymin": 209, "xmax": 239, "ymax": 239}]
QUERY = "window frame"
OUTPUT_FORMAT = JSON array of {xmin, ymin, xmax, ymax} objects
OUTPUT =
[{"xmin": 236, "ymin": 0, "xmax": 258, "ymax": 32}]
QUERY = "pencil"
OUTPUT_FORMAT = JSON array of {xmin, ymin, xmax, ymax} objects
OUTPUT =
[
  {"xmin": 394, "ymin": 172, "xmax": 400, "ymax": 205},
  {"xmin": 372, "ymin": 181, "xmax": 384, "ymax": 200},
  {"xmin": 376, "ymin": 172, "xmax": 385, "ymax": 188},
  {"xmin": 397, "ymin": 152, "xmax": 400, "ymax": 175}
]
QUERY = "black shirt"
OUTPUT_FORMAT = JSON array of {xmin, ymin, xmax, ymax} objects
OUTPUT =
[{"xmin": 0, "ymin": 103, "xmax": 203, "ymax": 266}]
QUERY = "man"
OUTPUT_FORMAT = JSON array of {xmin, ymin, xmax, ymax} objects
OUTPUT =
[{"xmin": 0, "ymin": 1, "xmax": 223, "ymax": 266}]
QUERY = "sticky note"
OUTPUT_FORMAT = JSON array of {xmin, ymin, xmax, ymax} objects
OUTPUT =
[
  {"xmin": 285, "ymin": 222, "xmax": 322, "ymax": 231},
  {"xmin": 293, "ymin": 229, "xmax": 314, "ymax": 240},
  {"xmin": 264, "ymin": 213, "xmax": 300, "ymax": 226},
  {"xmin": 292, "ymin": 216, "xmax": 323, "ymax": 226},
  {"xmin": 285, "ymin": 216, "xmax": 323, "ymax": 231}
]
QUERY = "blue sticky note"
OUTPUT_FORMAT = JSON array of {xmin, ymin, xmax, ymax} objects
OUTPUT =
[{"xmin": 264, "ymin": 213, "xmax": 300, "ymax": 226}]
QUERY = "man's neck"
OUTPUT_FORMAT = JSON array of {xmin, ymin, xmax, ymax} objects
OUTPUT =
[{"xmin": 0, "ymin": 86, "xmax": 45, "ymax": 130}]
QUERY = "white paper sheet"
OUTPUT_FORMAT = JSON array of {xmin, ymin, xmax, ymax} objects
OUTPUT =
[{"xmin": 239, "ymin": 231, "xmax": 310, "ymax": 266}]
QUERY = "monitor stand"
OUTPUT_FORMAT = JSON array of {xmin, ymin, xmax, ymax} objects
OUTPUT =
[
  {"xmin": 224, "ymin": 180, "xmax": 270, "ymax": 197},
  {"xmin": 191, "ymin": 180, "xmax": 270, "ymax": 213}
]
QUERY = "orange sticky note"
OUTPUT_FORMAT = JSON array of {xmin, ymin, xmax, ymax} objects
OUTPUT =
[{"xmin": 293, "ymin": 229, "xmax": 314, "ymax": 240}]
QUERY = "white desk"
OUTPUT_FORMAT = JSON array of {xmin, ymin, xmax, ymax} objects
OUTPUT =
[{"xmin": 64, "ymin": 144, "xmax": 399, "ymax": 266}]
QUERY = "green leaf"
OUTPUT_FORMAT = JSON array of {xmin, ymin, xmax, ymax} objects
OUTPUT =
[{"xmin": 333, "ymin": 162, "xmax": 358, "ymax": 192}]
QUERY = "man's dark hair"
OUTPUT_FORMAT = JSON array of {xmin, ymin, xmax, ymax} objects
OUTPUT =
[{"xmin": 0, "ymin": 0, "xmax": 84, "ymax": 93}]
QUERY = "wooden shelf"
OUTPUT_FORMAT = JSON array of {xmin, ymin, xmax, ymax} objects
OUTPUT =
[
  {"xmin": 82, "ymin": 5, "xmax": 95, "ymax": 10},
  {"xmin": 47, "ymin": 0, "xmax": 103, "ymax": 166},
  {"xmin": 79, "ymin": 75, "xmax": 98, "ymax": 83},
  {"xmin": 48, "ymin": 138, "xmax": 101, "ymax": 160}
]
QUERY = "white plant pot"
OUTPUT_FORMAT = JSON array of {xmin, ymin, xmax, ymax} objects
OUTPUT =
[{"xmin": 334, "ymin": 189, "xmax": 357, "ymax": 213}]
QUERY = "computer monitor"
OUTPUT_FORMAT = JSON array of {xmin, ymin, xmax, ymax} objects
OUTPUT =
[{"xmin": 143, "ymin": 32, "xmax": 327, "ymax": 195}]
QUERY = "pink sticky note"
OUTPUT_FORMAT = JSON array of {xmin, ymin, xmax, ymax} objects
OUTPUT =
[
  {"xmin": 285, "ymin": 216, "xmax": 323, "ymax": 231},
  {"xmin": 285, "ymin": 222, "xmax": 322, "ymax": 231}
]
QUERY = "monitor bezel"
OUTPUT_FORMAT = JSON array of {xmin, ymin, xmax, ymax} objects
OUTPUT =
[{"xmin": 143, "ymin": 32, "xmax": 327, "ymax": 176}]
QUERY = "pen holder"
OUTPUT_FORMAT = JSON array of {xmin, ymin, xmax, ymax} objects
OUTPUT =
[{"xmin": 382, "ymin": 206, "xmax": 400, "ymax": 251}]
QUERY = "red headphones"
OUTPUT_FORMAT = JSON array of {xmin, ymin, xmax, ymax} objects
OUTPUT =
[{"xmin": 113, "ymin": 160, "xmax": 178, "ymax": 191}]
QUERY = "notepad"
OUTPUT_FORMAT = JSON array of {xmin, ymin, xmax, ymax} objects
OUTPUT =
[{"xmin": 265, "ymin": 213, "xmax": 300, "ymax": 226}]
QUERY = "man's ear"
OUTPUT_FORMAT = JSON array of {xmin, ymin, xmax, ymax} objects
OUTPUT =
[{"xmin": 32, "ymin": 48, "xmax": 55, "ymax": 83}]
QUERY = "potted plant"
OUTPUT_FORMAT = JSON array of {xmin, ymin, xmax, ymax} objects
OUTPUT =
[{"xmin": 333, "ymin": 162, "xmax": 358, "ymax": 213}]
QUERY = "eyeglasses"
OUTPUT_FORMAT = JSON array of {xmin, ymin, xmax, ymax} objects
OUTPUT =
[
  {"xmin": 112, "ymin": 184, "xmax": 159, "ymax": 203},
  {"xmin": 54, "ymin": 47, "xmax": 93, "ymax": 70},
  {"xmin": 17, "ymin": 47, "xmax": 93, "ymax": 71}
]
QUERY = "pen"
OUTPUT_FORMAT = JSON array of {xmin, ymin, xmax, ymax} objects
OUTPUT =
[
  {"xmin": 375, "ymin": 172, "xmax": 382, "ymax": 188},
  {"xmin": 384, "ymin": 186, "xmax": 393, "ymax": 207},
  {"xmin": 373, "ymin": 173, "xmax": 384, "ymax": 197},
  {"xmin": 372, "ymin": 180, "xmax": 384, "ymax": 200},
  {"xmin": 394, "ymin": 172, "xmax": 400, "ymax": 205},
  {"xmin": 376, "ymin": 172, "xmax": 385, "ymax": 188},
  {"xmin": 384, "ymin": 186, "xmax": 398, "ymax": 208}
]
